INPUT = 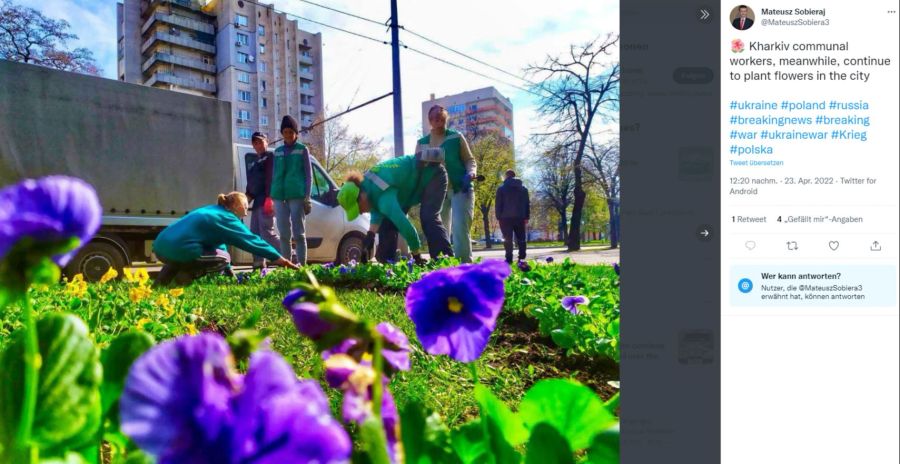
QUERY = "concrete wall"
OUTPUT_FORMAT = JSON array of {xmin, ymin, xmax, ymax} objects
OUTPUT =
[{"xmin": 0, "ymin": 60, "xmax": 233, "ymax": 215}]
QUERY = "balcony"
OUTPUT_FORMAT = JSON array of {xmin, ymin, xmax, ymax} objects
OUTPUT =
[
  {"xmin": 298, "ymin": 71, "xmax": 314, "ymax": 80},
  {"xmin": 299, "ymin": 86, "xmax": 314, "ymax": 97},
  {"xmin": 141, "ymin": 31, "xmax": 215, "ymax": 54},
  {"xmin": 142, "ymin": 12, "xmax": 215, "ymax": 35},
  {"xmin": 146, "ymin": 71, "xmax": 216, "ymax": 93},
  {"xmin": 298, "ymin": 54, "xmax": 313, "ymax": 65},
  {"xmin": 142, "ymin": 51, "xmax": 215, "ymax": 73},
  {"xmin": 300, "ymin": 104, "xmax": 315, "ymax": 113}
]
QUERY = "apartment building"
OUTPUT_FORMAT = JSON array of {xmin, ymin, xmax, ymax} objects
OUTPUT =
[
  {"xmin": 421, "ymin": 87, "xmax": 514, "ymax": 143},
  {"xmin": 117, "ymin": 0, "xmax": 325, "ymax": 148}
]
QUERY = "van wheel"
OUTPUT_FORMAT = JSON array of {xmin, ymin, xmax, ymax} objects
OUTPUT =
[
  {"xmin": 337, "ymin": 234, "xmax": 365, "ymax": 264},
  {"xmin": 64, "ymin": 242, "xmax": 126, "ymax": 282}
]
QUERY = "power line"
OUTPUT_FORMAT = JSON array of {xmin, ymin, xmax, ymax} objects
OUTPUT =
[
  {"xmin": 400, "ymin": 26, "xmax": 535, "ymax": 86},
  {"xmin": 296, "ymin": 0, "xmax": 386, "ymax": 26},
  {"xmin": 401, "ymin": 44, "xmax": 541, "ymax": 97},
  {"xmin": 240, "ymin": 0, "xmax": 390, "ymax": 45}
]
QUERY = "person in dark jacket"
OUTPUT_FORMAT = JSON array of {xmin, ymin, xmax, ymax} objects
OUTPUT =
[
  {"xmin": 153, "ymin": 192, "xmax": 299, "ymax": 286},
  {"xmin": 245, "ymin": 132, "xmax": 280, "ymax": 269},
  {"xmin": 495, "ymin": 169, "xmax": 530, "ymax": 264}
]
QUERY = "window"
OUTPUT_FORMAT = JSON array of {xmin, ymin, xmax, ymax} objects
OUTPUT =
[
  {"xmin": 237, "ymin": 109, "xmax": 250, "ymax": 121},
  {"xmin": 235, "ymin": 14, "xmax": 248, "ymax": 27},
  {"xmin": 236, "ymin": 33, "xmax": 249, "ymax": 46},
  {"xmin": 259, "ymin": 44, "xmax": 265, "ymax": 54},
  {"xmin": 238, "ymin": 128, "xmax": 252, "ymax": 139},
  {"xmin": 238, "ymin": 90, "xmax": 252, "ymax": 102},
  {"xmin": 470, "ymin": 104, "xmax": 478, "ymax": 111},
  {"xmin": 261, "ymin": 80, "xmax": 266, "ymax": 90},
  {"xmin": 301, "ymin": 82, "xmax": 310, "ymax": 89},
  {"xmin": 261, "ymin": 97, "xmax": 267, "ymax": 108},
  {"xmin": 310, "ymin": 165, "xmax": 334, "ymax": 200},
  {"xmin": 237, "ymin": 52, "xmax": 249, "ymax": 63},
  {"xmin": 300, "ymin": 66, "xmax": 311, "ymax": 73},
  {"xmin": 301, "ymin": 50, "xmax": 311, "ymax": 57},
  {"xmin": 237, "ymin": 72, "xmax": 250, "ymax": 83},
  {"xmin": 259, "ymin": 62, "xmax": 266, "ymax": 72},
  {"xmin": 257, "ymin": 25, "xmax": 265, "ymax": 36},
  {"xmin": 260, "ymin": 116, "xmax": 269, "ymax": 126}
]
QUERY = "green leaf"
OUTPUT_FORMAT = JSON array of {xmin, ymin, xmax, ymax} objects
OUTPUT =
[
  {"xmin": 525, "ymin": 423, "xmax": 574, "ymax": 464},
  {"xmin": 226, "ymin": 329, "xmax": 270, "ymax": 363},
  {"xmin": 100, "ymin": 331, "xmax": 155, "ymax": 428},
  {"xmin": 359, "ymin": 415, "xmax": 392, "ymax": 464},
  {"xmin": 474, "ymin": 385, "xmax": 529, "ymax": 446},
  {"xmin": 518, "ymin": 379, "xmax": 615, "ymax": 451},
  {"xmin": 0, "ymin": 313, "xmax": 102, "ymax": 456},
  {"xmin": 586, "ymin": 424, "xmax": 619, "ymax": 464},
  {"xmin": 450, "ymin": 422, "xmax": 487, "ymax": 464},
  {"xmin": 39, "ymin": 451, "xmax": 89, "ymax": 464},
  {"xmin": 550, "ymin": 329, "xmax": 575, "ymax": 349},
  {"xmin": 239, "ymin": 309, "xmax": 262, "ymax": 329},
  {"xmin": 401, "ymin": 402, "xmax": 460, "ymax": 464}
]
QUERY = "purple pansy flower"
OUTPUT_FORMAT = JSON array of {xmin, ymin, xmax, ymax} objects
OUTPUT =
[
  {"xmin": 321, "ymin": 322, "xmax": 410, "ymax": 375},
  {"xmin": 349, "ymin": 259, "xmax": 358, "ymax": 267},
  {"xmin": 324, "ymin": 355, "xmax": 402, "ymax": 462},
  {"xmin": 545, "ymin": 256, "xmax": 554, "ymax": 263},
  {"xmin": 0, "ymin": 176, "xmax": 102, "ymax": 266},
  {"xmin": 407, "ymin": 257, "xmax": 414, "ymax": 273},
  {"xmin": 323, "ymin": 262, "xmax": 335, "ymax": 270},
  {"xmin": 260, "ymin": 267, "xmax": 270, "ymax": 278},
  {"xmin": 516, "ymin": 260, "xmax": 531, "ymax": 272},
  {"xmin": 561, "ymin": 295, "xmax": 590, "ymax": 314},
  {"xmin": 120, "ymin": 333, "xmax": 351, "ymax": 464},
  {"xmin": 385, "ymin": 268, "xmax": 394, "ymax": 278},
  {"xmin": 405, "ymin": 260, "xmax": 511, "ymax": 362},
  {"xmin": 282, "ymin": 290, "xmax": 333, "ymax": 341},
  {"xmin": 339, "ymin": 265, "xmax": 349, "ymax": 275}
]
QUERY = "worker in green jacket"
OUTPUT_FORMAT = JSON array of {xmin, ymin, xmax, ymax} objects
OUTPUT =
[
  {"xmin": 415, "ymin": 105, "xmax": 477, "ymax": 263},
  {"xmin": 153, "ymin": 192, "xmax": 299, "ymax": 286},
  {"xmin": 336, "ymin": 153, "xmax": 453, "ymax": 263},
  {"xmin": 271, "ymin": 115, "xmax": 313, "ymax": 265}
]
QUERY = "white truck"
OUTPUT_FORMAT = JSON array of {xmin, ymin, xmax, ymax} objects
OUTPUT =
[{"xmin": 0, "ymin": 61, "xmax": 367, "ymax": 281}]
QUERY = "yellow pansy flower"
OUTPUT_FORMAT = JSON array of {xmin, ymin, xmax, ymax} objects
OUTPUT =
[
  {"xmin": 99, "ymin": 267, "xmax": 118, "ymax": 283},
  {"xmin": 168, "ymin": 288, "xmax": 185, "ymax": 298},
  {"xmin": 129, "ymin": 284, "xmax": 153, "ymax": 303}
]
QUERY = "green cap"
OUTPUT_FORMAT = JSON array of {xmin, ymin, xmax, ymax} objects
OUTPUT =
[{"xmin": 337, "ymin": 182, "xmax": 361, "ymax": 221}]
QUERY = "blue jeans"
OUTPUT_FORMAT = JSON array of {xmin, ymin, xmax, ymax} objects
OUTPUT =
[
  {"xmin": 274, "ymin": 199, "xmax": 307, "ymax": 265},
  {"xmin": 249, "ymin": 204, "xmax": 280, "ymax": 266},
  {"xmin": 441, "ymin": 190, "xmax": 474, "ymax": 263}
]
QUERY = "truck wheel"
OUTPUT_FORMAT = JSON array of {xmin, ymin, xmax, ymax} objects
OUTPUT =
[
  {"xmin": 337, "ymin": 234, "xmax": 365, "ymax": 264},
  {"xmin": 64, "ymin": 242, "xmax": 126, "ymax": 282}
]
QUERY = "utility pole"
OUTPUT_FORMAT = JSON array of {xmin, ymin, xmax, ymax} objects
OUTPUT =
[{"xmin": 390, "ymin": 0, "xmax": 403, "ymax": 157}]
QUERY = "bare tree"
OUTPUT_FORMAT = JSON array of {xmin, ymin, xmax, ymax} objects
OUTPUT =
[
  {"xmin": 0, "ymin": 0, "xmax": 101, "ymax": 75},
  {"xmin": 471, "ymin": 133, "xmax": 514, "ymax": 248},
  {"xmin": 527, "ymin": 34, "xmax": 619, "ymax": 251},
  {"xmin": 305, "ymin": 108, "xmax": 383, "ymax": 180},
  {"xmin": 534, "ymin": 144, "xmax": 575, "ymax": 242},
  {"xmin": 585, "ymin": 137, "xmax": 620, "ymax": 248}
]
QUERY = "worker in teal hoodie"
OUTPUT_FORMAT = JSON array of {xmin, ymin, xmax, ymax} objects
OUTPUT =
[
  {"xmin": 337, "ymin": 151, "xmax": 453, "ymax": 264},
  {"xmin": 271, "ymin": 115, "xmax": 313, "ymax": 265},
  {"xmin": 153, "ymin": 192, "xmax": 299, "ymax": 286}
]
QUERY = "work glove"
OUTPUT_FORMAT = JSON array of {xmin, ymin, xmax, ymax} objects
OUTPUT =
[
  {"xmin": 362, "ymin": 231, "xmax": 376, "ymax": 261},
  {"xmin": 303, "ymin": 198, "xmax": 312, "ymax": 215},
  {"xmin": 263, "ymin": 197, "xmax": 275, "ymax": 216},
  {"xmin": 461, "ymin": 173, "xmax": 473, "ymax": 193}
]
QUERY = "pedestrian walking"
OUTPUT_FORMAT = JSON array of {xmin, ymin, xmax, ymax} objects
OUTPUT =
[
  {"xmin": 271, "ymin": 115, "xmax": 313, "ymax": 265},
  {"xmin": 495, "ymin": 169, "xmax": 530, "ymax": 264},
  {"xmin": 244, "ymin": 132, "xmax": 280, "ymax": 269},
  {"xmin": 415, "ymin": 105, "xmax": 476, "ymax": 262}
]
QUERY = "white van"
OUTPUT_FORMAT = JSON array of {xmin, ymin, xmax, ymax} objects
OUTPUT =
[{"xmin": 233, "ymin": 144, "xmax": 369, "ymax": 265}]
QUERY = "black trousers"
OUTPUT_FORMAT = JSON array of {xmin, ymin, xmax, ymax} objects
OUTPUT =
[
  {"xmin": 499, "ymin": 218, "xmax": 527, "ymax": 263},
  {"xmin": 374, "ymin": 164, "xmax": 453, "ymax": 263},
  {"xmin": 154, "ymin": 248, "xmax": 234, "ymax": 287}
]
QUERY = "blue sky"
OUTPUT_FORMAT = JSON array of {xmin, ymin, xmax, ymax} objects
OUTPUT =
[{"xmin": 17, "ymin": 0, "xmax": 618, "ymax": 156}]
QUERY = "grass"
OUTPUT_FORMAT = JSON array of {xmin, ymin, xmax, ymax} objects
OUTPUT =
[{"xmin": 3, "ymin": 263, "xmax": 619, "ymax": 427}]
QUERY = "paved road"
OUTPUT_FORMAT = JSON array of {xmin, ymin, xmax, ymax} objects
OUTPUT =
[{"xmin": 471, "ymin": 246, "xmax": 619, "ymax": 265}]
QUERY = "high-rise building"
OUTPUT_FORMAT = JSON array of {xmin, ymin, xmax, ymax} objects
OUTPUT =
[
  {"xmin": 117, "ymin": 0, "xmax": 325, "ymax": 149},
  {"xmin": 421, "ymin": 87, "xmax": 514, "ymax": 143}
]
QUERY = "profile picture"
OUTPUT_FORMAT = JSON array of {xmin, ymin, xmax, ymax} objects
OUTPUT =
[{"xmin": 730, "ymin": 5, "xmax": 755, "ymax": 30}]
